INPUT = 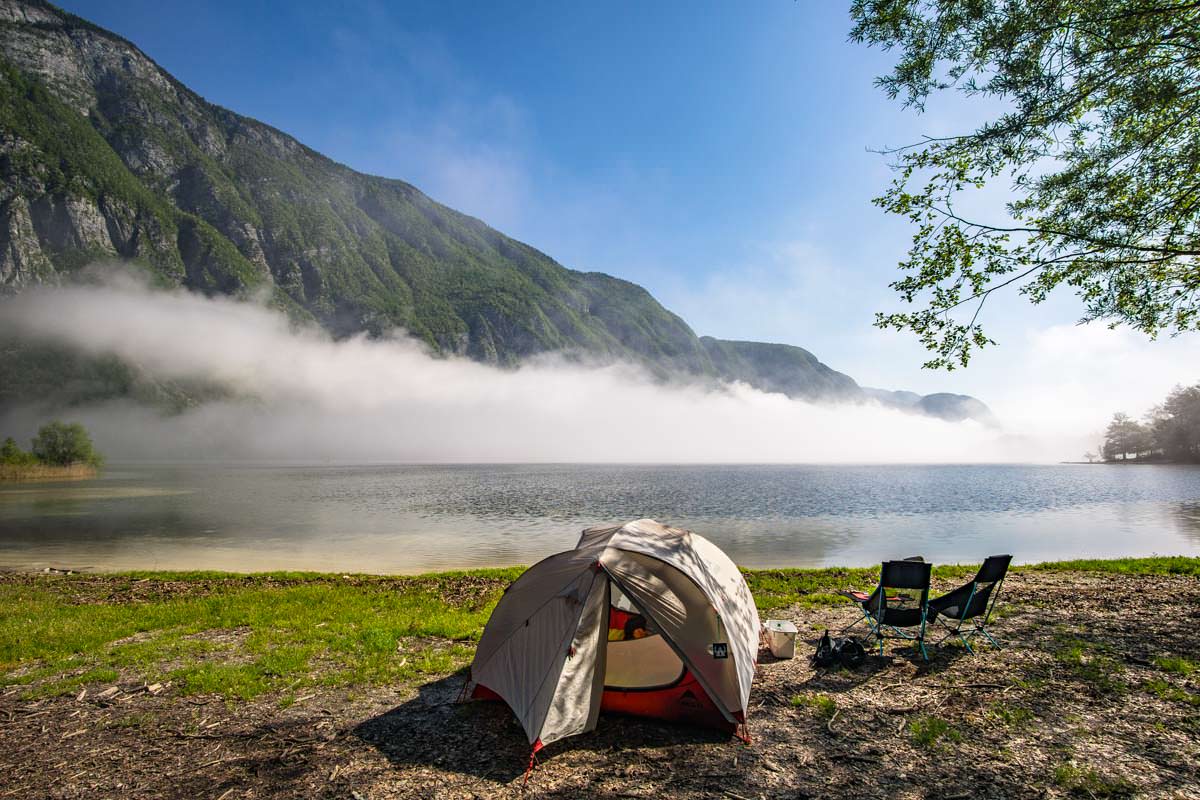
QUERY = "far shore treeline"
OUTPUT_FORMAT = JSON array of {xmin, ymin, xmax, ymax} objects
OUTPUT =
[
  {"xmin": 0, "ymin": 421, "xmax": 103, "ymax": 480},
  {"xmin": 1093, "ymin": 383, "xmax": 1200, "ymax": 463}
]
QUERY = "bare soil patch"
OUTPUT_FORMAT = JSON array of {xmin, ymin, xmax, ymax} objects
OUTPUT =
[{"xmin": 1, "ymin": 569, "xmax": 1198, "ymax": 799}]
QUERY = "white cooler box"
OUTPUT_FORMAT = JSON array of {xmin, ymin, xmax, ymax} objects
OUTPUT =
[{"xmin": 763, "ymin": 619, "xmax": 798, "ymax": 659}]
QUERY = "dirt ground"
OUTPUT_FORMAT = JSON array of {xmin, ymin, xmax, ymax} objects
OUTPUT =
[{"xmin": 2, "ymin": 569, "xmax": 1198, "ymax": 799}]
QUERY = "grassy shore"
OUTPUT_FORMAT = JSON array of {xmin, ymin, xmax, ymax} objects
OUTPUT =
[
  {"xmin": 0, "ymin": 463, "xmax": 97, "ymax": 481},
  {"xmin": 2, "ymin": 557, "xmax": 1197, "ymax": 702}
]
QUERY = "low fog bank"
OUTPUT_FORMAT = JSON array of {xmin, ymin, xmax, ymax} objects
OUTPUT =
[{"xmin": 0, "ymin": 279, "xmax": 1066, "ymax": 463}]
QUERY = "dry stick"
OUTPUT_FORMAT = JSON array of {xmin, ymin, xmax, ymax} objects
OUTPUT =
[
  {"xmin": 930, "ymin": 692, "xmax": 954, "ymax": 714},
  {"xmin": 191, "ymin": 755, "xmax": 246, "ymax": 772},
  {"xmin": 826, "ymin": 708, "xmax": 841, "ymax": 735},
  {"xmin": 17, "ymin": 709, "xmax": 54, "ymax": 720},
  {"xmin": 829, "ymin": 753, "xmax": 874, "ymax": 763},
  {"xmin": 166, "ymin": 727, "xmax": 251, "ymax": 741}
]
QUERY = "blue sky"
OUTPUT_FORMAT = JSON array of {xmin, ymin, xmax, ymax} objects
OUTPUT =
[{"xmin": 58, "ymin": 0, "xmax": 1197, "ymax": 437}]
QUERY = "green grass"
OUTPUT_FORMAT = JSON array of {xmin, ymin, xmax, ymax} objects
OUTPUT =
[
  {"xmin": 1143, "ymin": 678, "xmax": 1200, "ymax": 707},
  {"xmin": 1052, "ymin": 634, "xmax": 1126, "ymax": 695},
  {"xmin": 790, "ymin": 693, "xmax": 837, "ymax": 720},
  {"xmin": 984, "ymin": 701, "xmax": 1035, "ymax": 727},
  {"xmin": 1053, "ymin": 762, "xmax": 1136, "ymax": 797},
  {"xmin": 1028, "ymin": 556, "xmax": 1200, "ymax": 577},
  {"xmin": 909, "ymin": 715, "xmax": 961, "ymax": 748},
  {"xmin": 0, "ymin": 569, "xmax": 521, "ymax": 700},
  {"xmin": 743, "ymin": 563, "xmax": 977, "ymax": 611},
  {"xmin": 1154, "ymin": 655, "xmax": 1197, "ymax": 676},
  {"xmin": 748, "ymin": 557, "xmax": 1200, "ymax": 611},
  {"xmin": 1, "ymin": 557, "xmax": 1195, "ymax": 703}
]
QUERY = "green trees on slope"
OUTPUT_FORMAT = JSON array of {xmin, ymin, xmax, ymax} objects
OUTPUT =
[{"xmin": 1100, "ymin": 384, "xmax": 1200, "ymax": 462}]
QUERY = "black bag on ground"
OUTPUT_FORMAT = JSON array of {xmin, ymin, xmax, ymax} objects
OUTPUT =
[
  {"xmin": 836, "ymin": 637, "xmax": 867, "ymax": 669},
  {"xmin": 812, "ymin": 629, "xmax": 836, "ymax": 667}
]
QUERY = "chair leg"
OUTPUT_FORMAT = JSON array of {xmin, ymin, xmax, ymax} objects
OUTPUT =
[
  {"xmin": 870, "ymin": 630, "xmax": 931, "ymax": 661},
  {"xmin": 837, "ymin": 612, "xmax": 870, "ymax": 637},
  {"xmin": 933, "ymin": 618, "xmax": 973, "ymax": 654},
  {"xmin": 961, "ymin": 625, "xmax": 1001, "ymax": 651},
  {"xmin": 976, "ymin": 625, "xmax": 1002, "ymax": 650}
]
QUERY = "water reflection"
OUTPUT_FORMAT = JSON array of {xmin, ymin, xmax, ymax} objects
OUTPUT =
[
  {"xmin": 1174, "ymin": 502, "xmax": 1200, "ymax": 544},
  {"xmin": 0, "ymin": 464, "xmax": 1197, "ymax": 573}
]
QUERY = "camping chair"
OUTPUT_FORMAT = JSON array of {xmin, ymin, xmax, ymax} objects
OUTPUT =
[
  {"xmin": 838, "ymin": 559, "xmax": 933, "ymax": 661},
  {"xmin": 927, "ymin": 554, "xmax": 1012, "ymax": 654}
]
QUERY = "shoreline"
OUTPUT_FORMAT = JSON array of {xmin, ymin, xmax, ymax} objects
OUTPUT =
[
  {"xmin": 0, "ymin": 463, "xmax": 98, "ymax": 482},
  {"xmin": 1059, "ymin": 460, "xmax": 1200, "ymax": 466},
  {"xmin": 4, "ymin": 554, "xmax": 1200, "ymax": 581},
  {"xmin": 1, "ymin": 558, "xmax": 1198, "ymax": 797}
]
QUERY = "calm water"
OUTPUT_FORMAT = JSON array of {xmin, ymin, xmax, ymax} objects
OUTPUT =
[{"xmin": 1, "ymin": 463, "xmax": 1198, "ymax": 573}]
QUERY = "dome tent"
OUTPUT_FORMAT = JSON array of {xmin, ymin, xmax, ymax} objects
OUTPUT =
[{"xmin": 468, "ymin": 519, "xmax": 761, "ymax": 755}]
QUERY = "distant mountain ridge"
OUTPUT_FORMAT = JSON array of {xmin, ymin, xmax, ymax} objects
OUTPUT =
[{"xmin": 0, "ymin": 0, "xmax": 992, "ymax": 423}]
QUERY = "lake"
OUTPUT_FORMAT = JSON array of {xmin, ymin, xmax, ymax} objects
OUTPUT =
[{"xmin": 1, "ymin": 463, "xmax": 1198, "ymax": 573}]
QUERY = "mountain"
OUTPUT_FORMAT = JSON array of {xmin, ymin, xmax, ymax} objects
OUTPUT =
[
  {"xmin": 862, "ymin": 387, "xmax": 996, "ymax": 425},
  {"xmin": 0, "ymin": 0, "xmax": 992, "ymax": 423}
]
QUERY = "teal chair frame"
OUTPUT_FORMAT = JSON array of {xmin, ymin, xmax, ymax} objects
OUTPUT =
[
  {"xmin": 841, "ymin": 559, "xmax": 933, "ymax": 661},
  {"xmin": 928, "ymin": 554, "xmax": 1012, "ymax": 654}
]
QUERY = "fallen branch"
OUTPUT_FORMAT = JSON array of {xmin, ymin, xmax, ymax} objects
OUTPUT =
[{"xmin": 829, "ymin": 753, "xmax": 875, "ymax": 763}]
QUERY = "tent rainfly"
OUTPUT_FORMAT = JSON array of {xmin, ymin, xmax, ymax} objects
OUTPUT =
[{"xmin": 468, "ymin": 519, "xmax": 761, "ymax": 755}]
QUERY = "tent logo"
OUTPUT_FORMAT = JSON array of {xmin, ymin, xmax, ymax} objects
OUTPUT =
[{"xmin": 712, "ymin": 642, "xmax": 728, "ymax": 659}]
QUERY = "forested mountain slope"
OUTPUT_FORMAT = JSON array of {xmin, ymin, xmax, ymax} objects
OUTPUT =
[{"xmin": 0, "ymin": 0, "xmax": 991, "ymax": 421}]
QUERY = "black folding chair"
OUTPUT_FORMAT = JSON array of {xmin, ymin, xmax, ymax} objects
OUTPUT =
[
  {"xmin": 839, "ymin": 559, "xmax": 933, "ymax": 661},
  {"xmin": 927, "ymin": 554, "xmax": 1012, "ymax": 654}
]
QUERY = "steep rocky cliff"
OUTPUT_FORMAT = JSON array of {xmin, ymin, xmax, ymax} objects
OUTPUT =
[{"xmin": 0, "ymin": 0, "xmax": 992, "ymax": 422}]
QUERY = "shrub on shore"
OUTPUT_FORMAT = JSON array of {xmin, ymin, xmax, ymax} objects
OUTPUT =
[
  {"xmin": 30, "ymin": 421, "xmax": 102, "ymax": 467},
  {"xmin": 0, "ymin": 437, "xmax": 37, "ymax": 466}
]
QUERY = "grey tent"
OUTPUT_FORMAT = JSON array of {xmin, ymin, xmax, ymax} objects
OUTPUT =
[{"xmin": 468, "ymin": 519, "xmax": 761, "ymax": 753}]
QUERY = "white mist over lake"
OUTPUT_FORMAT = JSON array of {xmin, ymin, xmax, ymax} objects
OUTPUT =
[
  {"xmin": 2, "ymin": 280, "xmax": 1197, "ymax": 572},
  {"xmin": 0, "ymin": 278, "xmax": 1068, "ymax": 463}
]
